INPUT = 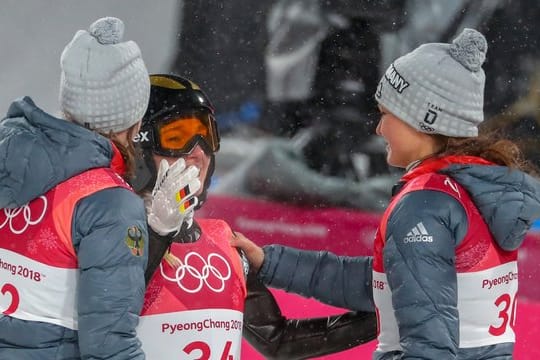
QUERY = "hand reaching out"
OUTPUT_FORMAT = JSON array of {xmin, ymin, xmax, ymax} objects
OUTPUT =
[{"xmin": 230, "ymin": 231, "xmax": 265, "ymax": 271}]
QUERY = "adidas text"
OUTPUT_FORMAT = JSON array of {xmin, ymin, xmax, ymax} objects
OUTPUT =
[
  {"xmin": 404, "ymin": 234, "xmax": 433, "ymax": 243},
  {"xmin": 404, "ymin": 222, "xmax": 433, "ymax": 243}
]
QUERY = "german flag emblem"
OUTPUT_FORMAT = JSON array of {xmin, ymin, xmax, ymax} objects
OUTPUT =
[
  {"xmin": 176, "ymin": 185, "xmax": 195, "ymax": 213},
  {"xmin": 125, "ymin": 226, "xmax": 145, "ymax": 257}
]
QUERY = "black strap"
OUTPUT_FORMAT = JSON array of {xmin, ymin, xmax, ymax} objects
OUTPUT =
[{"xmin": 144, "ymin": 221, "xmax": 201, "ymax": 286}]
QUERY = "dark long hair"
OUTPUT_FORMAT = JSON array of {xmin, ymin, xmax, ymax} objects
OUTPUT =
[
  {"xmin": 109, "ymin": 123, "xmax": 140, "ymax": 180},
  {"xmin": 437, "ymin": 132, "xmax": 539, "ymax": 176}
]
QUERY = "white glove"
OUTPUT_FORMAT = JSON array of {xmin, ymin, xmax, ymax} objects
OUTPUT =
[{"xmin": 147, "ymin": 158, "xmax": 201, "ymax": 236}]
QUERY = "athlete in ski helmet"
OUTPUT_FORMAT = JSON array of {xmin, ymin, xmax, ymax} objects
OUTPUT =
[{"xmin": 133, "ymin": 74, "xmax": 377, "ymax": 359}]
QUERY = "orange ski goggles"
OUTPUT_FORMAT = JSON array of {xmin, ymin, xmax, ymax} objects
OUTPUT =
[{"xmin": 150, "ymin": 111, "xmax": 220, "ymax": 156}]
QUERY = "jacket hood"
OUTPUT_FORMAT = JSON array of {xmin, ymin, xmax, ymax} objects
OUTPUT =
[
  {"xmin": 442, "ymin": 164, "xmax": 540, "ymax": 251},
  {"xmin": 0, "ymin": 96, "xmax": 113, "ymax": 208}
]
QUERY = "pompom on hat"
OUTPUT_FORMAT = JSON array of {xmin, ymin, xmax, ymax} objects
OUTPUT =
[
  {"xmin": 375, "ymin": 28, "xmax": 488, "ymax": 137},
  {"xmin": 59, "ymin": 17, "xmax": 150, "ymax": 133}
]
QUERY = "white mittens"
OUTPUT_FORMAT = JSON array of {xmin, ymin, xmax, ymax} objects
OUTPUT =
[{"xmin": 147, "ymin": 158, "xmax": 201, "ymax": 236}]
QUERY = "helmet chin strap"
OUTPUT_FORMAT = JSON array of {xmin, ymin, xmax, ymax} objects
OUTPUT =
[
  {"xmin": 130, "ymin": 148, "xmax": 157, "ymax": 193},
  {"xmin": 196, "ymin": 153, "xmax": 215, "ymax": 209}
]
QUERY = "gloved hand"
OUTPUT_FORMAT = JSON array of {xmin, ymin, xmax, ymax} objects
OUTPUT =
[{"xmin": 147, "ymin": 158, "xmax": 201, "ymax": 236}]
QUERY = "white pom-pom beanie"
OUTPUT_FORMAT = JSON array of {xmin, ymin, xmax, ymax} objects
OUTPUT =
[
  {"xmin": 59, "ymin": 17, "xmax": 150, "ymax": 133},
  {"xmin": 375, "ymin": 28, "xmax": 488, "ymax": 137}
]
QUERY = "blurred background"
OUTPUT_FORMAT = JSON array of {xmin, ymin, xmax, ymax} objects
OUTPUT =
[
  {"xmin": 2, "ymin": 1, "xmax": 540, "ymax": 359},
  {"xmin": 0, "ymin": 0, "xmax": 179, "ymax": 115},
  {"xmin": 3, "ymin": 0, "xmax": 540, "ymax": 205}
]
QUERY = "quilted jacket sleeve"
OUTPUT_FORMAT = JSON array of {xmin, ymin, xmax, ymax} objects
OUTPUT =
[
  {"xmin": 73, "ymin": 187, "xmax": 148, "ymax": 359},
  {"xmin": 382, "ymin": 190, "xmax": 467, "ymax": 359},
  {"xmin": 258, "ymin": 245, "xmax": 375, "ymax": 312}
]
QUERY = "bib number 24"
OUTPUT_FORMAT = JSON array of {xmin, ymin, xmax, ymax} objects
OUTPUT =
[{"xmin": 184, "ymin": 340, "xmax": 234, "ymax": 360}]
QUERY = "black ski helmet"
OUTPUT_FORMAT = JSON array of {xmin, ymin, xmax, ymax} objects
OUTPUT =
[{"xmin": 132, "ymin": 74, "xmax": 220, "ymax": 208}]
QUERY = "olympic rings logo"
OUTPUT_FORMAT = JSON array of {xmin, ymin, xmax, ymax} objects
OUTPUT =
[
  {"xmin": 160, "ymin": 252, "xmax": 231, "ymax": 293},
  {"xmin": 0, "ymin": 196, "xmax": 47, "ymax": 234}
]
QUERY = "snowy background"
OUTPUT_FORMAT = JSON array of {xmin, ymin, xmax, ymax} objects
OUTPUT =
[
  {"xmin": 1, "ymin": 2, "xmax": 540, "ymax": 360},
  {"xmin": 0, "ymin": 0, "xmax": 179, "ymax": 116}
]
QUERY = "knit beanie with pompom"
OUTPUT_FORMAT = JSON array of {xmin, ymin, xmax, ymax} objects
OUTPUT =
[
  {"xmin": 375, "ymin": 28, "xmax": 487, "ymax": 137},
  {"xmin": 59, "ymin": 17, "xmax": 150, "ymax": 133}
]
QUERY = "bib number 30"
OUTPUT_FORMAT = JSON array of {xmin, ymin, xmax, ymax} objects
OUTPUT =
[{"xmin": 489, "ymin": 293, "xmax": 517, "ymax": 336}]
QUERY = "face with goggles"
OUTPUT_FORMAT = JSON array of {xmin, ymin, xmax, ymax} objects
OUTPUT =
[
  {"xmin": 139, "ymin": 111, "xmax": 219, "ymax": 156},
  {"xmin": 153, "ymin": 144, "xmax": 211, "ymax": 197},
  {"xmin": 136, "ymin": 110, "xmax": 219, "ymax": 196}
]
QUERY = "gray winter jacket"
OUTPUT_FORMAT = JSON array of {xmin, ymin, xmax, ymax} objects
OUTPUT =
[
  {"xmin": 0, "ymin": 97, "xmax": 148, "ymax": 359},
  {"xmin": 258, "ymin": 161, "xmax": 540, "ymax": 359}
]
